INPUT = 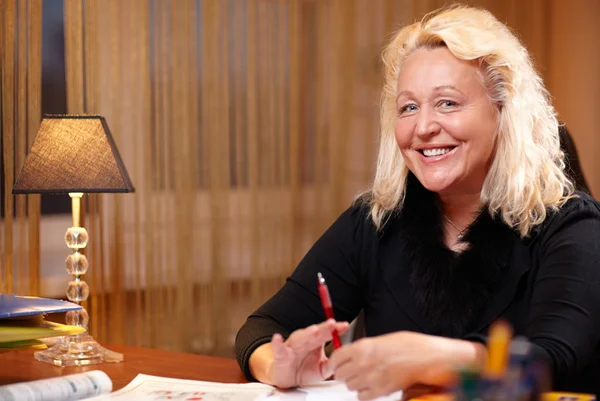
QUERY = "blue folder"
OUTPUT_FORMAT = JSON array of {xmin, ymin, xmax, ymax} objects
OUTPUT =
[{"xmin": 0, "ymin": 294, "xmax": 81, "ymax": 319}]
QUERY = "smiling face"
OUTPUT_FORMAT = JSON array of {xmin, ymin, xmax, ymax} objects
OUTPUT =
[{"xmin": 394, "ymin": 46, "xmax": 498, "ymax": 196}]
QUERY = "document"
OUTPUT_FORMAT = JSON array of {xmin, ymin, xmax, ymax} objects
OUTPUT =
[
  {"xmin": 0, "ymin": 372, "xmax": 403, "ymax": 401},
  {"xmin": 0, "ymin": 370, "xmax": 112, "ymax": 401},
  {"xmin": 283, "ymin": 381, "xmax": 403, "ymax": 401},
  {"xmin": 85, "ymin": 374, "xmax": 275, "ymax": 400},
  {"xmin": 0, "ymin": 294, "xmax": 85, "ymax": 351},
  {"xmin": 0, "ymin": 294, "xmax": 81, "ymax": 319},
  {"xmin": 87, "ymin": 374, "xmax": 402, "ymax": 401}
]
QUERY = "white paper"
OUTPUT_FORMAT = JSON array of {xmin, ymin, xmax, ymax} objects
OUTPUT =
[
  {"xmin": 0, "ymin": 370, "xmax": 112, "ymax": 401},
  {"xmin": 84, "ymin": 375, "xmax": 402, "ymax": 401},
  {"xmin": 85, "ymin": 374, "xmax": 275, "ymax": 401},
  {"xmin": 271, "ymin": 380, "xmax": 403, "ymax": 401}
]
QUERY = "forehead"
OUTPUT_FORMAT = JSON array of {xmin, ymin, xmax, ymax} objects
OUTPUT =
[{"xmin": 397, "ymin": 47, "xmax": 485, "ymax": 95}]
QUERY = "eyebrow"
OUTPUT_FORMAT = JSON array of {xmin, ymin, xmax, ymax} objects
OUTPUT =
[{"xmin": 396, "ymin": 85, "xmax": 465, "ymax": 103}]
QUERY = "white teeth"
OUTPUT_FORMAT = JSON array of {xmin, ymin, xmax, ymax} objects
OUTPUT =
[{"xmin": 422, "ymin": 148, "xmax": 453, "ymax": 157}]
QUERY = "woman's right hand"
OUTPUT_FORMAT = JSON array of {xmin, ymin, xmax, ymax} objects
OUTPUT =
[{"xmin": 249, "ymin": 319, "xmax": 350, "ymax": 388}]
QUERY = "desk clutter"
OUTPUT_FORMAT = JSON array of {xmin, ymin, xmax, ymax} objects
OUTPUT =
[
  {"xmin": 0, "ymin": 294, "xmax": 85, "ymax": 352},
  {"xmin": 0, "ymin": 372, "xmax": 375, "ymax": 401},
  {"xmin": 0, "ymin": 315, "xmax": 597, "ymax": 401},
  {"xmin": 0, "ymin": 372, "xmax": 405, "ymax": 401},
  {"xmin": 415, "ymin": 320, "xmax": 597, "ymax": 401}
]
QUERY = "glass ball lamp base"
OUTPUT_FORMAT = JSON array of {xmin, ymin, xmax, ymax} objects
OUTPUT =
[
  {"xmin": 37, "ymin": 196, "xmax": 125, "ymax": 367},
  {"xmin": 34, "ymin": 333, "xmax": 123, "ymax": 367}
]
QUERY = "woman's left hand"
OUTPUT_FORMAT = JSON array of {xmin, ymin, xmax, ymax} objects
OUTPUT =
[{"xmin": 325, "ymin": 331, "xmax": 484, "ymax": 401}]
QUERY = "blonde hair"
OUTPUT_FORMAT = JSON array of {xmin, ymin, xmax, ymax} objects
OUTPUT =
[{"xmin": 368, "ymin": 4, "xmax": 574, "ymax": 237}]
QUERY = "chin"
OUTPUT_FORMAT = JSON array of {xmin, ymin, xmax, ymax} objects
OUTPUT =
[
  {"xmin": 420, "ymin": 182, "xmax": 451, "ymax": 194},
  {"xmin": 413, "ymin": 174, "xmax": 456, "ymax": 194}
]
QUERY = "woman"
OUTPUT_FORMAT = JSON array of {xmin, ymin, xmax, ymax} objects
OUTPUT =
[{"xmin": 235, "ymin": 5, "xmax": 600, "ymax": 400}]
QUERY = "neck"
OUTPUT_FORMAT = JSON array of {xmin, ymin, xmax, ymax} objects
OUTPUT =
[{"xmin": 438, "ymin": 192, "xmax": 483, "ymax": 226}]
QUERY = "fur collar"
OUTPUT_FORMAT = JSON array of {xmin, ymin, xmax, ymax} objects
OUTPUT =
[{"xmin": 397, "ymin": 174, "xmax": 518, "ymax": 338}]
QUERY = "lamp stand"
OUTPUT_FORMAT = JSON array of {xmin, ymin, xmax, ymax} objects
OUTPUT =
[{"xmin": 34, "ymin": 193, "xmax": 123, "ymax": 366}]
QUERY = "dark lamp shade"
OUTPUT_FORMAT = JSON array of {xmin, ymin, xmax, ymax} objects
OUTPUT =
[{"xmin": 12, "ymin": 115, "xmax": 135, "ymax": 194}]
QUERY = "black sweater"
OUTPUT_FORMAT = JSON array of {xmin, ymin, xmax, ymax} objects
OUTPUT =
[{"xmin": 235, "ymin": 178, "xmax": 600, "ymax": 395}]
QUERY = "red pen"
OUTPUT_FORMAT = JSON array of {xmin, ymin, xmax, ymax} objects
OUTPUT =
[{"xmin": 317, "ymin": 272, "xmax": 342, "ymax": 349}]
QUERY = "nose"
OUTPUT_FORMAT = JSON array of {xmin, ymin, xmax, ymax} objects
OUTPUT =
[{"xmin": 414, "ymin": 106, "xmax": 441, "ymax": 138}]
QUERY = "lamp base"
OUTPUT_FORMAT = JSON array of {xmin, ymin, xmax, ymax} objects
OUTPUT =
[{"xmin": 34, "ymin": 333, "xmax": 123, "ymax": 367}]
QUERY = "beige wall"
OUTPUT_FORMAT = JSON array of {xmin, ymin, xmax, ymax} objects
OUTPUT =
[{"xmin": 547, "ymin": 0, "xmax": 600, "ymax": 195}]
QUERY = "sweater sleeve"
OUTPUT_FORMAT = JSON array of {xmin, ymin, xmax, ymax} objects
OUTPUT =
[
  {"xmin": 465, "ymin": 196, "xmax": 600, "ymax": 391},
  {"xmin": 234, "ymin": 204, "xmax": 372, "ymax": 381},
  {"xmin": 523, "ymin": 196, "xmax": 600, "ymax": 389}
]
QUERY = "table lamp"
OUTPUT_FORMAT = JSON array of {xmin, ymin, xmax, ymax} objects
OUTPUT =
[{"xmin": 12, "ymin": 114, "xmax": 135, "ymax": 366}]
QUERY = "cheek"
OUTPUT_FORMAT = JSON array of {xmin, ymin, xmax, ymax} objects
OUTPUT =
[
  {"xmin": 394, "ymin": 119, "xmax": 412, "ymax": 149},
  {"xmin": 447, "ymin": 112, "xmax": 495, "ymax": 150},
  {"xmin": 473, "ymin": 117, "xmax": 498, "ymax": 158}
]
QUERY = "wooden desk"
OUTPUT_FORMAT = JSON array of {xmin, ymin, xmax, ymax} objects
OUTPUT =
[
  {"xmin": 0, "ymin": 344, "xmax": 247, "ymax": 391},
  {"xmin": 0, "ymin": 346, "xmax": 445, "ymax": 400}
]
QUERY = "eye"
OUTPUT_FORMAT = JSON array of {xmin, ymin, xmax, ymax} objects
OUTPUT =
[
  {"xmin": 438, "ymin": 100, "xmax": 458, "ymax": 109},
  {"xmin": 398, "ymin": 103, "xmax": 418, "ymax": 115}
]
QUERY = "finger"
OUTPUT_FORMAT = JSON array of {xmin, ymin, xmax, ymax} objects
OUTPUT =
[
  {"xmin": 324, "ymin": 320, "xmax": 350, "ymax": 347},
  {"xmin": 323, "ymin": 320, "xmax": 350, "ymax": 345},
  {"xmin": 333, "ymin": 359, "xmax": 360, "ymax": 383},
  {"xmin": 353, "ymin": 370, "xmax": 398, "ymax": 401},
  {"xmin": 287, "ymin": 320, "xmax": 339, "ymax": 352},
  {"xmin": 327, "ymin": 344, "xmax": 354, "ymax": 371},
  {"xmin": 286, "ymin": 324, "xmax": 321, "ymax": 351},
  {"xmin": 272, "ymin": 333, "xmax": 293, "ymax": 362},
  {"xmin": 319, "ymin": 358, "xmax": 334, "ymax": 380},
  {"xmin": 321, "ymin": 318, "xmax": 349, "ymax": 334},
  {"xmin": 336, "ymin": 321, "xmax": 351, "ymax": 335},
  {"xmin": 319, "ymin": 349, "xmax": 342, "ymax": 380},
  {"xmin": 353, "ymin": 376, "xmax": 391, "ymax": 401},
  {"xmin": 357, "ymin": 387, "xmax": 383, "ymax": 401}
]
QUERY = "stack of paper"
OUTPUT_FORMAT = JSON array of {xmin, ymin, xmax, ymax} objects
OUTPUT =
[{"xmin": 0, "ymin": 294, "xmax": 86, "ymax": 352}]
